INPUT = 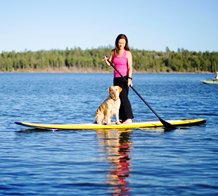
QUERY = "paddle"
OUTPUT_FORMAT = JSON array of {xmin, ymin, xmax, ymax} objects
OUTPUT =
[{"xmin": 106, "ymin": 59, "xmax": 176, "ymax": 131}]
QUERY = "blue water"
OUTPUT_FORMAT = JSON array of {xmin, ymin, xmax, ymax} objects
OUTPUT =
[{"xmin": 0, "ymin": 73, "xmax": 218, "ymax": 195}]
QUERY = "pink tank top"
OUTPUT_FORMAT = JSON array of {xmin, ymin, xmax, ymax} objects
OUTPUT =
[{"xmin": 112, "ymin": 50, "xmax": 128, "ymax": 78}]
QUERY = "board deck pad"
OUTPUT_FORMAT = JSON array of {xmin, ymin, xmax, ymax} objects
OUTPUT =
[{"xmin": 15, "ymin": 119, "xmax": 206, "ymax": 131}]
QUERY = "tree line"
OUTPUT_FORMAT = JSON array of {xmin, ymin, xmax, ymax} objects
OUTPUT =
[{"xmin": 0, "ymin": 47, "xmax": 217, "ymax": 72}]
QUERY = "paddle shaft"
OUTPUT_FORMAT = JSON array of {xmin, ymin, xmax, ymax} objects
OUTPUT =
[{"xmin": 107, "ymin": 59, "xmax": 176, "ymax": 131}]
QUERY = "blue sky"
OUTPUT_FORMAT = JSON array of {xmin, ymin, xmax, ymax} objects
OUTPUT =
[{"xmin": 1, "ymin": 0, "xmax": 218, "ymax": 52}]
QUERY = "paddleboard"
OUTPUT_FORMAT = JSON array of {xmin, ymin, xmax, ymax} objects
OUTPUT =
[{"xmin": 15, "ymin": 119, "xmax": 206, "ymax": 130}]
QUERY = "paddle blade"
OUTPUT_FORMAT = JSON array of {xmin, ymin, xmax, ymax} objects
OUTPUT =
[{"xmin": 159, "ymin": 119, "xmax": 177, "ymax": 131}]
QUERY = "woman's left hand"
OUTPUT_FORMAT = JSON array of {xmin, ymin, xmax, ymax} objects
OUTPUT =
[{"xmin": 128, "ymin": 78, "xmax": 133, "ymax": 87}]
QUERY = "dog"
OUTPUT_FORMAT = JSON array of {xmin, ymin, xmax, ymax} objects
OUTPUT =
[{"xmin": 94, "ymin": 86, "xmax": 122, "ymax": 125}]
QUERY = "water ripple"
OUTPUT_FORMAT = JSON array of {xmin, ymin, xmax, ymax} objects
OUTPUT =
[{"xmin": 0, "ymin": 73, "xmax": 218, "ymax": 195}]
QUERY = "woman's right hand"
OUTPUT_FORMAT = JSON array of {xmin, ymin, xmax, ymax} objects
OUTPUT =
[{"xmin": 103, "ymin": 56, "xmax": 110, "ymax": 66}]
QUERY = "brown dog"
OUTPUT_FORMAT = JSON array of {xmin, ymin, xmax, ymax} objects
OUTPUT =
[{"xmin": 94, "ymin": 86, "xmax": 122, "ymax": 125}]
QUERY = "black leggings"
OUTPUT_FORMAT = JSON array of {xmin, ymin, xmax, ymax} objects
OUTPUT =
[{"xmin": 113, "ymin": 76, "xmax": 134, "ymax": 121}]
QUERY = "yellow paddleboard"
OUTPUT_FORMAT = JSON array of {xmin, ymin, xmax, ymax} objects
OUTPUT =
[{"xmin": 15, "ymin": 119, "xmax": 206, "ymax": 130}]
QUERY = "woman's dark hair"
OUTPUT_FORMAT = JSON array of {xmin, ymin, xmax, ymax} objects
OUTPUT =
[{"xmin": 115, "ymin": 34, "xmax": 130, "ymax": 51}]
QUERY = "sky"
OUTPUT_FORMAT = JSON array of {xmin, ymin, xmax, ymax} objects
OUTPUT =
[{"xmin": 1, "ymin": 0, "xmax": 218, "ymax": 52}]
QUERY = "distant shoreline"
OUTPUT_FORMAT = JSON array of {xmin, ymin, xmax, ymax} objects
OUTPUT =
[
  {"xmin": 0, "ymin": 69, "xmax": 213, "ymax": 74},
  {"xmin": 1, "ymin": 48, "xmax": 217, "ymax": 73},
  {"xmin": 0, "ymin": 65, "xmax": 214, "ymax": 74}
]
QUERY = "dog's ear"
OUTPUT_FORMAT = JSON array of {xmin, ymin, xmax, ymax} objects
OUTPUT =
[
  {"xmin": 119, "ymin": 86, "xmax": 122, "ymax": 92},
  {"xmin": 108, "ymin": 86, "xmax": 112, "ymax": 93}
]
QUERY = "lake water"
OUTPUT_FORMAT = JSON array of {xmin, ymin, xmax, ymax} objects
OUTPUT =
[{"xmin": 0, "ymin": 73, "xmax": 218, "ymax": 195}]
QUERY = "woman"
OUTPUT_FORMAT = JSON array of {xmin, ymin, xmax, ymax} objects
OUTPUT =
[{"xmin": 103, "ymin": 34, "xmax": 134, "ymax": 124}]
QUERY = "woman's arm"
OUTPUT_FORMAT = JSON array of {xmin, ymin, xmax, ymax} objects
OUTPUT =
[
  {"xmin": 127, "ymin": 51, "xmax": 133, "ymax": 86},
  {"xmin": 103, "ymin": 50, "xmax": 114, "ymax": 66}
]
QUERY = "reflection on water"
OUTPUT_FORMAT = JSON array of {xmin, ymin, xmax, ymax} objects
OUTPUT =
[
  {"xmin": 1, "ymin": 73, "xmax": 218, "ymax": 195},
  {"xmin": 96, "ymin": 130, "xmax": 132, "ymax": 195}
]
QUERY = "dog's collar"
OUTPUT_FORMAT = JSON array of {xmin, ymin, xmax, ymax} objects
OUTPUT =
[{"xmin": 110, "ymin": 95, "xmax": 118, "ymax": 101}]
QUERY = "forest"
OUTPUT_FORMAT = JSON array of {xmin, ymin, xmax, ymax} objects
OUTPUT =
[{"xmin": 0, "ymin": 47, "xmax": 218, "ymax": 73}]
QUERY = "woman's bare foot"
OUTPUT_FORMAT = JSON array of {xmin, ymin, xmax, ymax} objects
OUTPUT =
[
  {"xmin": 116, "ymin": 121, "xmax": 121, "ymax": 125},
  {"xmin": 122, "ymin": 119, "xmax": 132, "ymax": 124}
]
